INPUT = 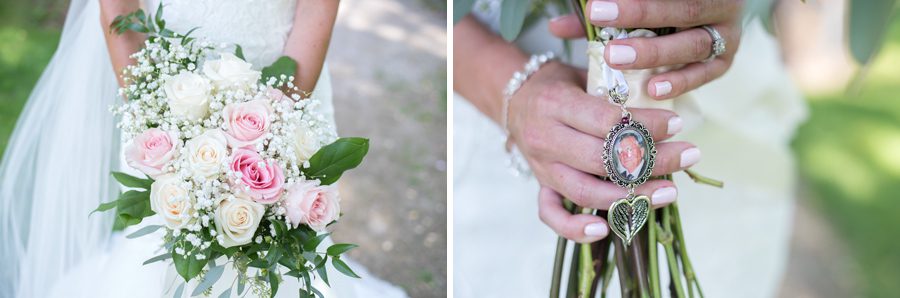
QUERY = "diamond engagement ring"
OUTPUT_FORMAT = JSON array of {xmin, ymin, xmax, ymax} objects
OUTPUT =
[{"xmin": 701, "ymin": 25, "xmax": 726, "ymax": 61}]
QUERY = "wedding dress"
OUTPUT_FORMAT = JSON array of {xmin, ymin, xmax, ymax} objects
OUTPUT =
[
  {"xmin": 453, "ymin": 4, "xmax": 808, "ymax": 298},
  {"xmin": 0, "ymin": 0, "xmax": 405, "ymax": 297}
]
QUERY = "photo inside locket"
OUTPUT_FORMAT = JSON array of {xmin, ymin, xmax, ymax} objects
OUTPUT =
[{"xmin": 611, "ymin": 128, "xmax": 648, "ymax": 182}]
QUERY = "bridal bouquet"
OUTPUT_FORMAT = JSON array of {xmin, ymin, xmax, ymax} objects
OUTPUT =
[{"xmin": 94, "ymin": 5, "xmax": 366, "ymax": 297}]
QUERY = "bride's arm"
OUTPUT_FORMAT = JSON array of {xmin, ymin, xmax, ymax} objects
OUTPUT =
[
  {"xmin": 100, "ymin": 0, "xmax": 145, "ymax": 88},
  {"xmin": 282, "ymin": 0, "xmax": 340, "ymax": 94}
]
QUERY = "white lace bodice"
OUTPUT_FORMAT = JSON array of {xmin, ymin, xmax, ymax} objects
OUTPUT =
[{"xmin": 147, "ymin": 0, "xmax": 296, "ymax": 67}]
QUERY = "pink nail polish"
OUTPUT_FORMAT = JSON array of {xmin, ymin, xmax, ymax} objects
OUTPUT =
[
  {"xmin": 608, "ymin": 45, "xmax": 636, "ymax": 65},
  {"xmin": 655, "ymin": 81, "xmax": 672, "ymax": 97},
  {"xmin": 667, "ymin": 116, "xmax": 683, "ymax": 135},
  {"xmin": 680, "ymin": 148, "xmax": 702, "ymax": 168},
  {"xmin": 651, "ymin": 187, "xmax": 677, "ymax": 205},
  {"xmin": 584, "ymin": 222, "xmax": 609, "ymax": 237},
  {"xmin": 590, "ymin": 1, "xmax": 619, "ymax": 22}
]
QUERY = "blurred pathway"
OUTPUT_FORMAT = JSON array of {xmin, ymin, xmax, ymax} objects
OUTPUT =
[{"xmin": 326, "ymin": 0, "xmax": 447, "ymax": 297}]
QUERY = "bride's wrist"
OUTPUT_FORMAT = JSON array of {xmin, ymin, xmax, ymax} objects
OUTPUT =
[{"xmin": 501, "ymin": 51, "xmax": 556, "ymax": 135}]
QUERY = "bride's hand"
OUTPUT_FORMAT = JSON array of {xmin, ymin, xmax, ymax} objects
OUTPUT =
[
  {"xmin": 507, "ymin": 61, "xmax": 701, "ymax": 243},
  {"xmin": 549, "ymin": 0, "xmax": 743, "ymax": 100}
]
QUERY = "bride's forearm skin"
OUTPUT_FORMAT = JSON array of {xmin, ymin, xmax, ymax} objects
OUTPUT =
[
  {"xmin": 100, "ymin": 0, "xmax": 144, "ymax": 88},
  {"xmin": 283, "ymin": 0, "xmax": 340, "ymax": 95},
  {"xmin": 453, "ymin": 16, "xmax": 529, "ymax": 125}
]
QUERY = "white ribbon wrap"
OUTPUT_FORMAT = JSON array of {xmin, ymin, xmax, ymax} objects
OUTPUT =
[{"xmin": 586, "ymin": 29, "xmax": 676, "ymax": 111}]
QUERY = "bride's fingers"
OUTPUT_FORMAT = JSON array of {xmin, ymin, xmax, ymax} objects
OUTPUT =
[
  {"xmin": 548, "ymin": 13, "xmax": 586, "ymax": 39},
  {"xmin": 650, "ymin": 142, "xmax": 701, "ymax": 176},
  {"xmin": 604, "ymin": 24, "xmax": 737, "ymax": 70},
  {"xmin": 548, "ymin": 125, "xmax": 698, "ymax": 177},
  {"xmin": 538, "ymin": 187, "xmax": 609, "ymax": 243},
  {"xmin": 554, "ymin": 96, "xmax": 681, "ymax": 141},
  {"xmin": 587, "ymin": 0, "xmax": 741, "ymax": 28},
  {"xmin": 647, "ymin": 58, "xmax": 731, "ymax": 100},
  {"xmin": 546, "ymin": 163, "xmax": 677, "ymax": 210}
]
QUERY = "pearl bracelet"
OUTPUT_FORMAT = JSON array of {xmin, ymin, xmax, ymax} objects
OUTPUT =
[
  {"xmin": 501, "ymin": 51, "xmax": 556, "ymax": 135},
  {"xmin": 501, "ymin": 51, "xmax": 556, "ymax": 176}
]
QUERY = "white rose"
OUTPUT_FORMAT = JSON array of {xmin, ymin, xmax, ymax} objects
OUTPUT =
[
  {"xmin": 185, "ymin": 129, "xmax": 228, "ymax": 178},
  {"xmin": 291, "ymin": 125, "xmax": 320, "ymax": 163},
  {"xmin": 214, "ymin": 194, "xmax": 265, "ymax": 248},
  {"xmin": 149, "ymin": 174, "xmax": 193, "ymax": 230},
  {"xmin": 164, "ymin": 72, "xmax": 212, "ymax": 120},
  {"xmin": 202, "ymin": 52, "xmax": 261, "ymax": 89}
]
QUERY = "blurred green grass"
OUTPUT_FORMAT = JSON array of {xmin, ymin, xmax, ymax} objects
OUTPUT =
[{"xmin": 791, "ymin": 16, "xmax": 900, "ymax": 297}]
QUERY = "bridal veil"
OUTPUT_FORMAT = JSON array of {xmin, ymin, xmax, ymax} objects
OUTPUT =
[{"xmin": 0, "ymin": 0, "xmax": 121, "ymax": 296}]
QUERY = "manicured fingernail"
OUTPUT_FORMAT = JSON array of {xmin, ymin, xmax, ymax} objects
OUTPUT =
[
  {"xmin": 590, "ymin": 1, "xmax": 619, "ymax": 22},
  {"xmin": 584, "ymin": 222, "xmax": 609, "ymax": 237},
  {"xmin": 608, "ymin": 45, "xmax": 636, "ymax": 65},
  {"xmin": 680, "ymin": 147, "xmax": 702, "ymax": 168},
  {"xmin": 667, "ymin": 116, "xmax": 683, "ymax": 135},
  {"xmin": 652, "ymin": 187, "xmax": 678, "ymax": 205},
  {"xmin": 655, "ymin": 81, "xmax": 672, "ymax": 97}
]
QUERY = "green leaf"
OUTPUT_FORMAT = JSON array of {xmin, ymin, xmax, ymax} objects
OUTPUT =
[
  {"xmin": 127, "ymin": 23, "xmax": 149, "ymax": 34},
  {"xmin": 302, "ymin": 138, "xmax": 369, "ymax": 185},
  {"xmin": 234, "ymin": 45, "xmax": 245, "ymax": 60},
  {"xmin": 173, "ymin": 251, "xmax": 205, "ymax": 281},
  {"xmin": 303, "ymin": 233, "xmax": 330, "ymax": 251},
  {"xmin": 91, "ymin": 199, "xmax": 118, "ymax": 216},
  {"xmin": 268, "ymin": 270, "xmax": 280, "ymax": 298},
  {"xmin": 143, "ymin": 252, "xmax": 172, "ymax": 265},
  {"xmin": 191, "ymin": 262, "xmax": 224, "ymax": 296},
  {"xmin": 265, "ymin": 247, "xmax": 282, "ymax": 269},
  {"xmin": 848, "ymin": 0, "xmax": 897, "ymax": 65},
  {"xmin": 237, "ymin": 277, "xmax": 246, "ymax": 295},
  {"xmin": 499, "ymin": 0, "xmax": 530, "ymax": 41},
  {"xmin": 126, "ymin": 224, "xmax": 163, "ymax": 239},
  {"xmin": 155, "ymin": 2, "xmax": 164, "ymax": 30},
  {"xmin": 331, "ymin": 258, "xmax": 360, "ymax": 278},
  {"xmin": 326, "ymin": 243, "xmax": 358, "ymax": 256},
  {"xmin": 115, "ymin": 190, "xmax": 154, "ymax": 227},
  {"xmin": 261, "ymin": 56, "xmax": 297, "ymax": 79},
  {"xmin": 453, "ymin": 0, "xmax": 476, "ymax": 24},
  {"xmin": 173, "ymin": 282, "xmax": 184, "ymax": 298},
  {"xmin": 112, "ymin": 172, "xmax": 154, "ymax": 189},
  {"xmin": 317, "ymin": 258, "xmax": 330, "ymax": 287}
]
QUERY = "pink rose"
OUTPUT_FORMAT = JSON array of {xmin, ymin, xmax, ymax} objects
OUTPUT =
[
  {"xmin": 283, "ymin": 181, "xmax": 340, "ymax": 231},
  {"xmin": 125, "ymin": 128, "xmax": 181, "ymax": 178},
  {"xmin": 221, "ymin": 99, "xmax": 273, "ymax": 149},
  {"xmin": 229, "ymin": 148, "xmax": 284, "ymax": 204}
]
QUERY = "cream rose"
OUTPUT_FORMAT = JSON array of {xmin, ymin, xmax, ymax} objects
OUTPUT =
[
  {"xmin": 291, "ymin": 125, "xmax": 320, "ymax": 163},
  {"xmin": 214, "ymin": 194, "xmax": 265, "ymax": 247},
  {"xmin": 202, "ymin": 52, "xmax": 260, "ymax": 88},
  {"xmin": 149, "ymin": 174, "xmax": 193, "ymax": 230},
  {"xmin": 185, "ymin": 129, "xmax": 228, "ymax": 178},
  {"xmin": 283, "ymin": 181, "xmax": 340, "ymax": 232},
  {"xmin": 164, "ymin": 71, "xmax": 212, "ymax": 120}
]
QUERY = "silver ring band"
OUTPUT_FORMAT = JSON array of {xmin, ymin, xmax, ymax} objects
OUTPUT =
[{"xmin": 701, "ymin": 25, "xmax": 726, "ymax": 61}]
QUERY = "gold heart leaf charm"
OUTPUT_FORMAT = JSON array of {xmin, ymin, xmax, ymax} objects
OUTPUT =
[{"xmin": 608, "ymin": 195, "xmax": 651, "ymax": 246}]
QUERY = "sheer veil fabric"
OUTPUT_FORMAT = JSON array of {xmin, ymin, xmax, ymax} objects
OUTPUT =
[
  {"xmin": 0, "ymin": 0, "xmax": 120, "ymax": 297},
  {"xmin": 1, "ymin": 0, "xmax": 405, "ymax": 297}
]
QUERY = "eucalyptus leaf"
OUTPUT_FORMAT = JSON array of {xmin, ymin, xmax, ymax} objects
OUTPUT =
[
  {"xmin": 453, "ymin": 0, "xmax": 476, "ymax": 24},
  {"xmin": 173, "ymin": 282, "xmax": 184, "ymax": 298},
  {"xmin": 126, "ymin": 224, "xmax": 163, "ymax": 239},
  {"xmin": 848, "ymin": 0, "xmax": 897, "ymax": 65},
  {"xmin": 499, "ymin": 0, "xmax": 531, "ymax": 41},
  {"xmin": 332, "ymin": 258, "xmax": 360, "ymax": 278},
  {"xmin": 191, "ymin": 263, "xmax": 224, "ymax": 296},
  {"xmin": 237, "ymin": 277, "xmax": 246, "ymax": 295},
  {"xmin": 217, "ymin": 288, "xmax": 231, "ymax": 298},
  {"xmin": 302, "ymin": 138, "xmax": 369, "ymax": 185},
  {"xmin": 143, "ymin": 253, "xmax": 172, "ymax": 265},
  {"xmin": 326, "ymin": 243, "xmax": 358, "ymax": 256}
]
